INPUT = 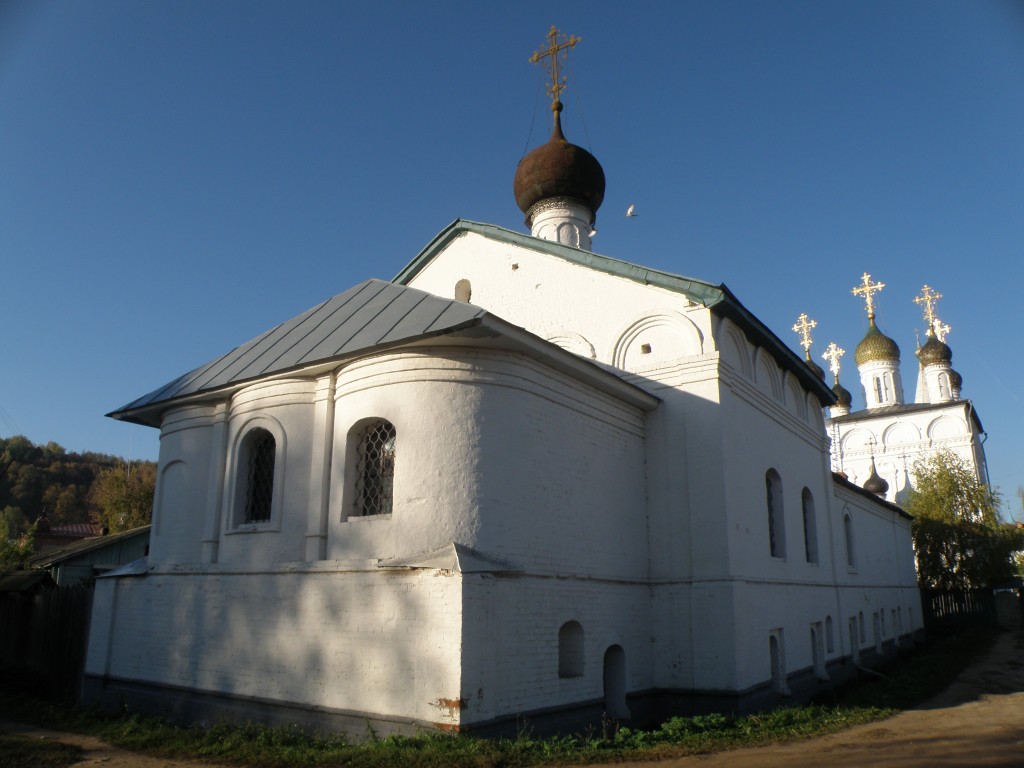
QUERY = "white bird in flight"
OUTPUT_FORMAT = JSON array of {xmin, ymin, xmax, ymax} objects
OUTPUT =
[{"xmin": 626, "ymin": 203, "xmax": 637, "ymax": 217}]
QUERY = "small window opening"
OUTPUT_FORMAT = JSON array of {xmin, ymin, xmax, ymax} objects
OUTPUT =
[
  {"xmin": 766, "ymin": 470, "xmax": 785, "ymax": 558},
  {"xmin": 640, "ymin": 343, "xmax": 652, "ymax": 354},
  {"xmin": 825, "ymin": 615, "xmax": 834, "ymax": 653},
  {"xmin": 558, "ymin": 621, "xmax": 584, "ymax": 678},
  {"xmin": 769, "ymin": 631, "xmax": 789, "ymax": 694},
  {"xmin": 355, "ymin": 421, "xmax": 396, "ymax": 516},
  {"xmin": 243, "ymin": 428, "xmax": 275, "ymax": 523}
]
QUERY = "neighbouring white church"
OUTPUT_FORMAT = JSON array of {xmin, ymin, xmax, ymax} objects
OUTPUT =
[
  {"xmin": 815, "ymin": 277, "xmax": 988, "ymax": 506},
  {"xmin": 83, "ymin": 29, "xmax": 922, "ymax": 737}
]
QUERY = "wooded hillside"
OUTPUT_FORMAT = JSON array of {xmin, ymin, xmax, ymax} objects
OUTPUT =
[{"xmin": 0, "ymin": 435, "xmax": 156, "ymax": 538}]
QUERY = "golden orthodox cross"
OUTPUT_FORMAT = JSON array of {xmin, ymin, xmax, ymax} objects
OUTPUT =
[
  {"xmin": 913, "ymin": 284, "xmax": 943, "ymax": 331},
  {"xmin": 822, "ymin": 342, "xmax": 845, "ymax": 379},
  {"xmin": 792, "ymin": 313, "xmax": 817, "ymax": 355},
  {"xmin": 934, "ymin": 319, "xmax": 951, "ymax": 342},
  {"xmin": 852, "ymin": 273, "xmax": 885, "ymax": 319},
  {"xmin": 529, "ymin": 25, "xmax": 581, "ymax": 104}
]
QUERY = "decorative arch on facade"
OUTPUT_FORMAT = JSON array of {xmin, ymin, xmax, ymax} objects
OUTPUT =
[
  {"xmin": 611, "ymin": 310, "xmax": 704, "ymax": 371},
  {"xmin": 155, "ymin": 459, "xmax": 189, "ymax": 537},
  {"xmin": 226, "ymin": 414, "xmax": 287, "ymax": 530},
  {"xmin": 717, "ymin": 318, "xmax": 752, "ymax": 378},
  {"xmin": 545, "ymin": 331, "xmax": 597, "ymax": 360},
  {"xmin": 840, "ymin": 428, "xmax": 875, "ymax": 455},
  {"xmin": 927, "ymin": 416, "xmax": 966, "ymax": 440},
  {"xmin": 784, "ymin": 374, "xmax": 807, "ymax": 420},
  {"xmin": 806, "ymin": 393, "xmax": 824, "ymax": 428},
  {"xmin": 754, "ymin": 349, "xmax": 781, "ymax": 399},
  {"xmin": 883, "ymin": 422, "xmax": 920, "ymax": 446}
]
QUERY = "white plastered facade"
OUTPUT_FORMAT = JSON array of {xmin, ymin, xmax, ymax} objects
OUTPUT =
[{"xmin": 85, "ymin": 222, "xmax": 922, "ymax": 736}]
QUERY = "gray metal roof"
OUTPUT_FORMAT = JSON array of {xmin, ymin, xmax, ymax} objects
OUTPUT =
[{"xmin": 110, "ymin": 280, "xmax": 487, "ymax": 424}]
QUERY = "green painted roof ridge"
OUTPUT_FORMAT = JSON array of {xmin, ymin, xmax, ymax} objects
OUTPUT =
[{"xmin": 394, "ymin": 219, "xmax": 726, "ymax": 307}]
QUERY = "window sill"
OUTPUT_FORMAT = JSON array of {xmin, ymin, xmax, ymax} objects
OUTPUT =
[
  {"xmin": 343, "ymin": 513, "xmax": 393, "ymax": 524},
  {"xmin": 225, "ymin": 522, "xmax": 280, "ymax": 535}
]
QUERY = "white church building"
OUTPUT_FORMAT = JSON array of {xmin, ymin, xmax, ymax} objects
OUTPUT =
[
  {"xmin": 821, "ymin": 278, "xmax": 988, "ymax": 505},
  {"xmin": 83, "ymin": 32, "xmax": 922, "ymax": 737}
]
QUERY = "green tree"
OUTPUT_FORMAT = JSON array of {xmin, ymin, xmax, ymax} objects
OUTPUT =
[
  {"xmin": 1, "ymin": 505, "xmax": 26, "ymax": 539},
  {"xmin": 90, "ymin": 462, "xmax": 156, "ymax": 533},
  {"xmin": 0, "ymin": 524, "xmax": 35, "ymax": 575},
  {"xmin": 906, "ymin": 450, "xmax": 1019, "ymax": 589}
]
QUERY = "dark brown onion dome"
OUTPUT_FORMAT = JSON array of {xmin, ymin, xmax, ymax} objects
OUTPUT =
[
  {"xmin": 949, "ymin": 368, "xmax": 963, "ymax": 390},
  {"xmin": 832, "ymin": 380, "xmax": 852, "ymax": 408},
  {"xmin": 804, "ymin": 352, "xmax": 826, "ymax": 381},
  {"xmin": 863, "ymin": 460, "xmax": 889, "ymax": 497},
  {"xmin": 854, "ymin": 318, "xmax": 900, "ymax": 366},
  {"xmin": 513, "ymin": 101, "xmax": 605, "ymax": 224},
  {"xmin": 917, "ymin": 333, "xmax": 952, "ymax": 367}
]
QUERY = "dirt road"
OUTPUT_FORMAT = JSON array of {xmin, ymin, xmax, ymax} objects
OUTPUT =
[
  {"xmin": 3, "ymin": 629, "xmax": 1024, "ymax": 767},
  {"xmin": 601, "ymin": 627, "xmax": 1024, "ymax": 768}
]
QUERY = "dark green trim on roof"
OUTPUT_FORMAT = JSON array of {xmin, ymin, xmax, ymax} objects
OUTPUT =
[{"xmin": 395, "ymin": 220, "xmax": 836, "ymax": 404}]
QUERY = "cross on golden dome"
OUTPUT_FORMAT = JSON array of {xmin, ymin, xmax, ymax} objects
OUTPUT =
[
  {"xmin": 822, "ymin": 342, "xmax": 845, "ymax": 378},
  {"xmin": 792, "ymin": 313, "xmax": 817, "ymax": 354},
  {"xmin": 934, "ymin": 319, "xmax": 951, "ymax": 342},
  {"xmin": 914, "ymin": 284, "xmax": 943, "ymax": 333},
  {"xmin": 852, "ymin": 273, "xmax": 885, "ymax": 319},
  {"xmin": 529, "ymin": 25, "xmax": 581, "ymax": 106}
]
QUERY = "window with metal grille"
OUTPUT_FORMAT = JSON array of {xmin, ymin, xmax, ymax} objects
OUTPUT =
[
  {"xmin": 355, "ymin": 421, "xmax": 395, "ymax": 516},
  {"xmin": 243, "ymin": 428, "xmax": 275, "ymax": 523}
]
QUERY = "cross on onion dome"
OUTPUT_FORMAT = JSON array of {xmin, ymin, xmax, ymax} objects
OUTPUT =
[{"xmin": 852, "ymin": 273, "xmax": 885, "ymax": 319}]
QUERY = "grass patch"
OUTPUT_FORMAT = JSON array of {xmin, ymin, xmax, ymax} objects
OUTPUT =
[
  {"xmin": 0, "ymin": 733, "xmax": 83, "ymax": 768},
  {"xmin": 0, "ymin": 626, "xmax": 1000, "ymax": 767}
]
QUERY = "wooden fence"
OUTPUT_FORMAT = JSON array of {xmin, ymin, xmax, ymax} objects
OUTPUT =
[
  {"xmin": 0, "ymin": 583, "xmax": 94, "ymax": 700},
  {"xmin": 920, "ymin": 588, "xmax": 996, "ymax": 632}
]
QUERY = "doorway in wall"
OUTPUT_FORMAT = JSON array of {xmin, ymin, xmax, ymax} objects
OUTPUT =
[{"xmin": 603, "ymin": 644, "xmax": 630, "ymax": 718}]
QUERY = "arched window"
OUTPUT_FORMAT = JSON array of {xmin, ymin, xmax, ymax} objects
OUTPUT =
[
  {"xmin": 938, "ymin": 372, "xmax": 950, "ymax": 399},
  {"xmin": 558, "ymin": 621, "xmax": 584, "ymax": 678},
  {"xmin": 844, "ymin": 513, "xmax": 856, "ymax": 568},
  {"xmin": 801, "ymin": 488, "xmax": 818, "ymax": 564},
  {"xmin": 883, "ymin": 372, "xmax": 894, "ymax": 402},
  {"xmin": 355, "ymin": 420, "xmax": 396, "ymax": 516},
  {"xmin": 238, "ymin": 427, "xmax": 275, "ymax": 524},
  {"xmin": 873, "ymin": 377, "xmax": 883, "ymax": 403},
  {"xmin": 766, "ymin": 469, "xmax": 785, "ymax": 558}
]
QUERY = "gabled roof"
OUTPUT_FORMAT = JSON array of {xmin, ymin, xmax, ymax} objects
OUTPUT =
[
  {"xmin": 25, "ymin": 525, "xmax": 151, "ymax": 569},
  {"xmin": 110, "ymin": 278, "xmax": 658, "ymax": 427},
  {"xmin": 395, "ymin": 220, "xmax": 836, "ymax": 404}
]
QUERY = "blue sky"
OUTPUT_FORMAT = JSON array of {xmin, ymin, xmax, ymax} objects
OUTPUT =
[{"xmin": 2, "ymin": 1, "xmax": 1023, "ymax": 516}]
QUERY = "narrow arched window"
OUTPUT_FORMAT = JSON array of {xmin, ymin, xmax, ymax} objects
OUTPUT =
[
  {"xmin": 558, "ymin": 621, "xmax": 584, "ymax": 678},
  {"xmin": 355, "ymin": 420, "xmax": 396, "ymax": 516},
  {"xmin": 873, "ymin": 377, "xmax": 883, "ymax": 402},
  {"xmin": 844, "ymin": 513, "xmax": 856, "ymax": 568},
  {"xmin": 766, "ymin": 469, "xmax": 785, "ymax": 558},
  {"xmin": 801, "ymin": 488, "xmax": 818, "ymax": 564},
  {"xmin": 241, "ymin": 428, "xmax": 275, "ymax": 523}
]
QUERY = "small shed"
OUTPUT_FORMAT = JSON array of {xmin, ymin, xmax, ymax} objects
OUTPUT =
[{"xmin": 25, "ymin": 526, "xmax": 151, "ymax": 586}]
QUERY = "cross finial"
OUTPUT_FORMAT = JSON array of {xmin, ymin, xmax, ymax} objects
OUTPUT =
[
  {"xmin": 933, "ymin": 318, "xmax": 951, "ymax": 342},
  {"xmin": 914, "ymin": 284, "xmax": 943, "ymax": 333},
  {"xmin": 822, "ymin": 342, "xmax": 845, "ymax": 379},
  {"xmin": 529, "ymin": 26, "xmax": 581, "ymax": 107},
  {"xmin": 852, "ymin": 272, "xmax": 885, "ymax": 319},
  {"xmin": 792, "ymin": 313, "xmax": 817, "ymax": 355}
]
